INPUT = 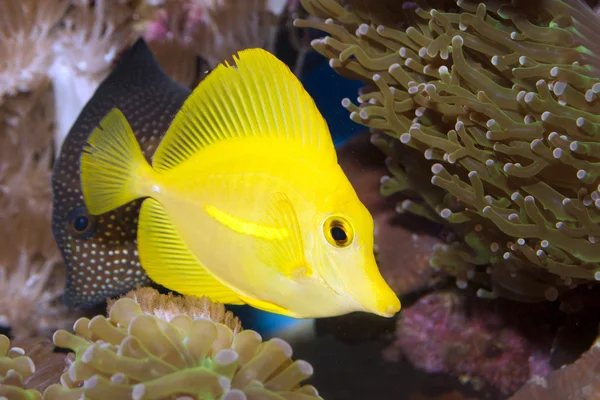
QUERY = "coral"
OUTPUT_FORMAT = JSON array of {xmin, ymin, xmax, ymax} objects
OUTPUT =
[
  {"xmin": 145, "ymin": 0, "xmax": 289, "ymax": 71},
  {"xmin": 295, "ymin": 0, "xmax": 600, "ymax": 302},
  {"xmin": 44, "ymin": 288, "xmax": 321, "ymax": 399},
  {"xmin": 51, "ymin": 0, "xmax": 138, "ymax": 81},
  {"xmin": 50, "ymin": 0, "xmax": 157, "ymax": 153},
  {"xmin": 0, "ymin": 0, "xmax": 69, "ymax": 101},
  {"xmin": 509, "ymin": 329, "xmax": 600, "ymax": 400},
  {"xmin": 0, "ymin": 85, "xmax": 78, "ymax": 338},
  {"xmin": 186, "ymin": 0, "xmax": 288, "ymax": 67},
  {"xmin": 144, "ymin": 0, "xmax": 207, "ymax": 87},
  {"xmin": 106, "ymin": 286, "xmax": 243, "ymax": 332},
  {"xmin": 0, "ymin": 0, "xmax": 160, "ymax": 153},
  {"xmin": 142, "ymin": 0, "xmax": 321, "ymax": 86},
  {"xmin": 0, "ymin": 334, "xmax": 42, "ymax": 400},
  {"xmin": 0, "ymin": 0, "xmax": 165, "ymax": 340},
  {"xmin": 384, "ymin": 290, "xmax": 554, "ymax": 395}
]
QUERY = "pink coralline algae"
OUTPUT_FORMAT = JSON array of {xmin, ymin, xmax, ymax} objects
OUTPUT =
[{"xmin": 385, "ymin": 290, "xmax": 555, "ymax": 395}]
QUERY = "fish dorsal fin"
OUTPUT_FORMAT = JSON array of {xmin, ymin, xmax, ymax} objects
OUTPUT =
[
  {"xmin": 111, "ymin": 39, "xmax": 164, "ymax": 84},
  {"xmin": 255, "ymin": 192, "xmax": 311, "ymax": 278},
  {"xmin": 92, "ymin": 38, "xmax": 182, "ymax": 99},
  {"xmin": 151, "ymin": 48, "xmax": 336, "ymax": 172},
  {"xmin": 138, "ymin": 198, "xmax": 244, "ymax": 305}
]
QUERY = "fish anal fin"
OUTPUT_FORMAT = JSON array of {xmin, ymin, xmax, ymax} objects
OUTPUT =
[
  {"xmin": 138, "ymin": 198, "xmax": 243, "ymax": 305},
  {"xmin": 151, "ymin": 48, "xmax": 336, "ymax": 172},
  {"xmin": 256, "ymin": 192, "xmax": 310, "ymax": 278},
  {"xmin": 237, "ymin": 294, "xmax": 295, "ymax": 317}
]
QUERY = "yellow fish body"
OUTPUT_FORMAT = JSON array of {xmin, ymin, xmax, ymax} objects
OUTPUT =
[{"xmin": 80, "ymin": 48, "xmax": 400, "ymax": 318}]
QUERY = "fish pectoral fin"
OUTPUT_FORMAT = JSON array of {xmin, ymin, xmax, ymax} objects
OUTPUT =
[
  {"xmin": 255, "ymin": 192, "xmax": 311, "ymax": 278},
  {"xmin": 151, "ymin": 48, "xmax": 336, "ymax": 173},
  {"xmin": 138, "ymin": 198, "xmax": 244, "ymax": 305}
]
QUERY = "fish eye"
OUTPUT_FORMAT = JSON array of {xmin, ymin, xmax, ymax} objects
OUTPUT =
[
  {"xmin": 323, "ymin": 216, "xmax": 353, "ymax": 248},
  {"xmin": 66, "ymin": 207, "xmax": 96, "ymax": 238},
  {"xmin": 74, "ymin": 215, "xmax": 89, "ymax": 232}
]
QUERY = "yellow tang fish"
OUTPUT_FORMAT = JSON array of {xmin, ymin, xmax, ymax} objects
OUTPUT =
[{"xmin": 80, "ymin": 48, "xmax": 400, "ymax": 319}]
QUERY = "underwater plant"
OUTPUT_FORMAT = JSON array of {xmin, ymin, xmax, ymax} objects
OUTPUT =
[
  {"xmin": 295, "ymin": 0, "xmax": 600, "ymax": 302},
  {"xmin": 43, "ymin": 287, "xmax": 321, "ymax": 399}
]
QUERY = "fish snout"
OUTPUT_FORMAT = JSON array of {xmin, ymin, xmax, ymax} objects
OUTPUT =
[
  {"xmin": 373, "ymin": 292, "xmax": 401, "ymax": 317},
  {"xmin": 349, "ymin": 272, "xmax": 401, "ymax": 318}
]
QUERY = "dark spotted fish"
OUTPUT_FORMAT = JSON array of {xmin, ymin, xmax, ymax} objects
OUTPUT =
[{"xmin": 51, "ymin": 39, "xmax": 191, "ymax": 308}]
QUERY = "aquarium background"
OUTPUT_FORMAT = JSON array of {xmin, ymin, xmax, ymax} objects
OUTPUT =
[{"xmin": 2, "ymin": 0, "xmax": 600, "ymax": 399}]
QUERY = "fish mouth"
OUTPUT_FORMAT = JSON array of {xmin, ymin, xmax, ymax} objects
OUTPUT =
[
  {"xmin": 373, "ymin": 303, "xmax": 401, "ymax": 318},
  {"xmin": 346, "ymin": 293, "xmax": 400, "ymax": 318},
  {"xmin": 319, "ymin": 253, "xmax": 400, "ymax": 317},
  {"xmin": 344, "ymin": 279, "xmax": 401, "ymax": 318}
]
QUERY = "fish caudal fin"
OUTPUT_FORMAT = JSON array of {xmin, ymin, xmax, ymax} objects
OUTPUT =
[
  {"xmin": 138, "ymin": 198, "xmax": 244, "ymax": 305},
  {"xmin": 151, "ymin": 48, "xmax": 337, "ymax": 172},
  {"xmin": 81, "ymin": 108, "xmax": 154, "ymax": 215}
]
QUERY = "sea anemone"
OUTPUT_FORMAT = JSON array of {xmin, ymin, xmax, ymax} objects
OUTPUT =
[
  {"xmin": 44, "ymin": 288, "xmax": 321, "ymax": 399},
  {"xmin": 337, "ymin": 132, "xmax": 445, "ymax": 296},
  {"xmin": 0, "ymin": 334, "xmax": 42, "ymax": 400},
  {"xmin": 295, "ymin": 0, "xmax": 600, "ymax": 302},
  {"xmin": 9, "ymin": 336, "xmax": 70, "ymax": 395}
]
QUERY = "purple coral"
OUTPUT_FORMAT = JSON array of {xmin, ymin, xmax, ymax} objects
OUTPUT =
[{"xmin": 385, "ymin": 291, "xmax": 554, "ymax": 395}]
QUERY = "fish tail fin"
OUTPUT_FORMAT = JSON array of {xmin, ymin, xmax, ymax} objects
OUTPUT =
[{"xmin": 81, "ymin": 108, "xmax": 154, "ymax": 215}]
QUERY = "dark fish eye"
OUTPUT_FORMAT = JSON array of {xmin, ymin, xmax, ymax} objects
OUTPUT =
[
  {"xmin": 66, "ymin": 207, "xmax": 96, "ymax": 238},
  {"xmin": 73, "ymin": 215, "xmax": 89, "ymax": 232},
  {"xmin": 331, "ymin": 226, "xmax": 347, "ymax": 242}
]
